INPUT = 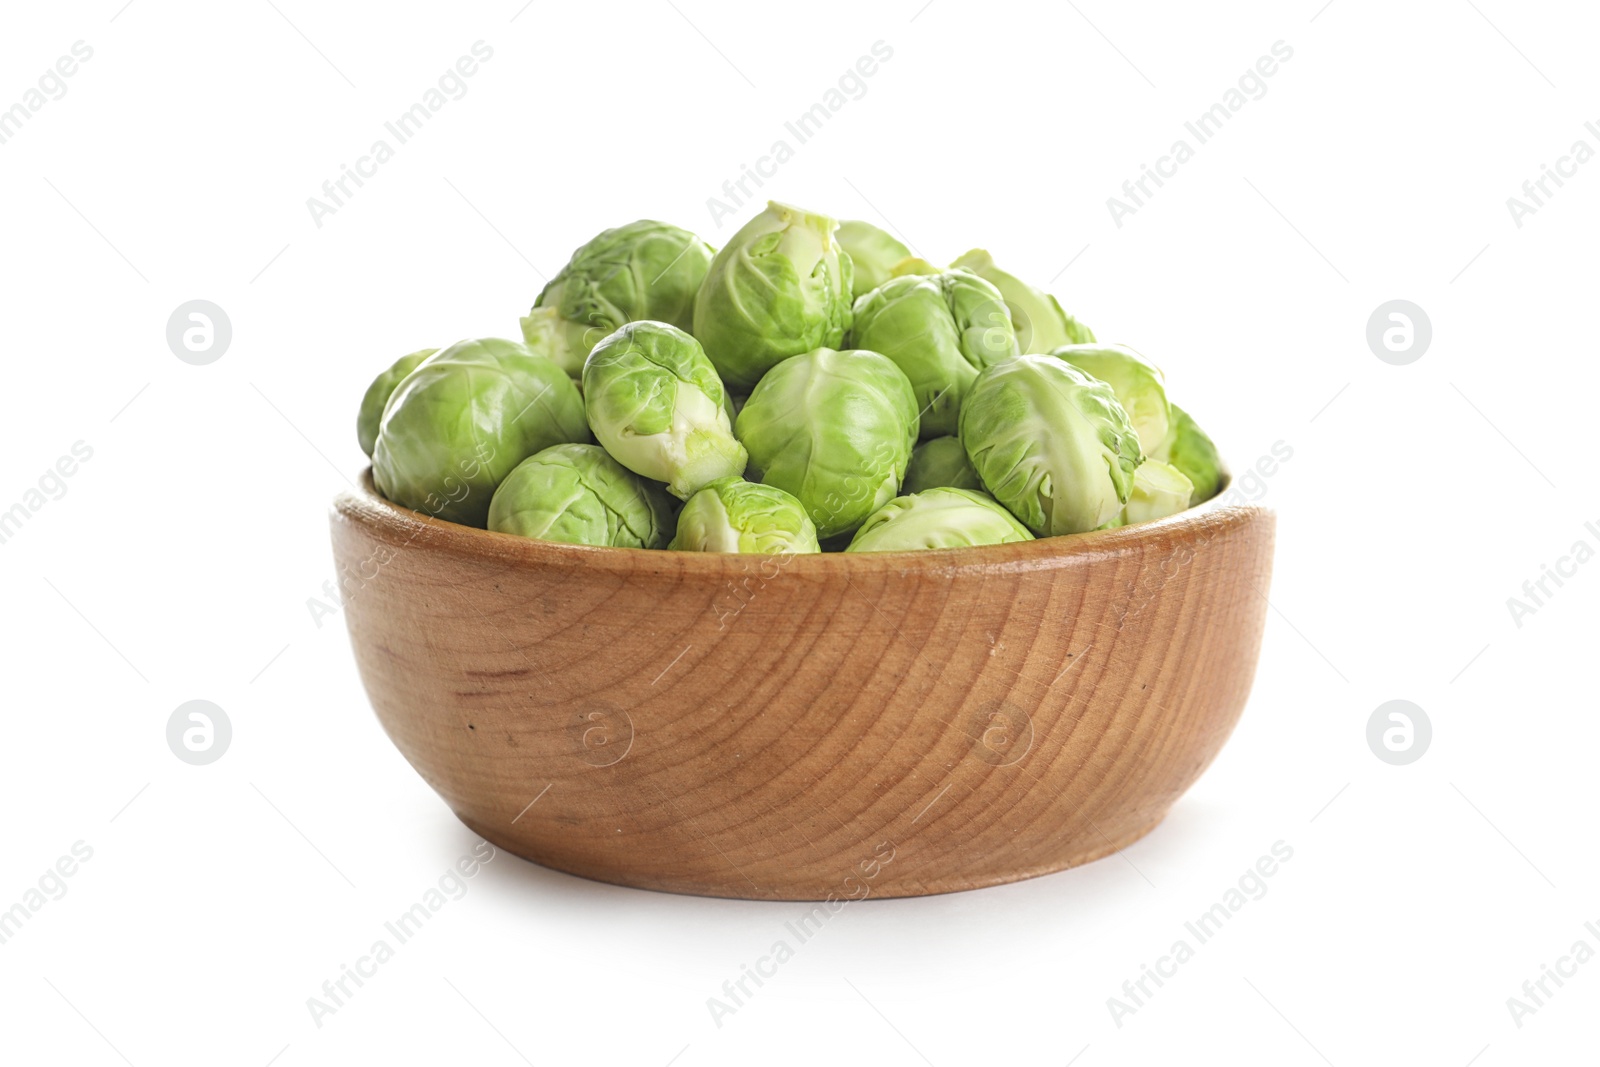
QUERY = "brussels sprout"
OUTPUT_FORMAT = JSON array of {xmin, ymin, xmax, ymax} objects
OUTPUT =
[
  {"xmin": 692, "ymin": 202, "xmax": 853, "ymax": 391},
  {"xmin": 836, "ymin": 220, "xmax": 910, "ymax": 301},
  {"xmin": 849, "ymin": 269, "xmax": 1018, "ymax": 438},
  {"xmin": 846, "ymin": 487, "xmax": 1034, "ymax": 552},
  {"xmin": 582, "ymin": 321, "xmax": 747, "ymax": 500},
  {"xmin": 521, "ymin": 220, "xmax": 715, "ymax": 377},
  {"xmin": 959, "ymin": 354, "xmax": 1142, "ymax": 535},
  {"xmin": 357, "ymin": 347, "xmax": 436, "ymax": 457},
  {"xmin": 517, "ymin": 308, "xmax": 571, "ymax": 375},
  {"xmin": 1061, "ymin": 311, "xmax": 1096, "ymax": 345},
  {"xmin": 1156, "ymin": 403, "xmax": 1225, "ymax": 506},
  {"xmin": 488, "ymin": 443, "xmax": 677, "ymax": 548},
  {"xmin": 949, "ymin": 249, "xmax": 1085, "ymax": 355},
  {"xmin": 373, "ymin": 338, "xmax": 590, "ymax": 527},
  {"xmin": 735, "ymin": 348, "xmax": 917, "ymax": 539},
  {"xmin": 669, "ymin": 477, "xmax": 820, "ymax": 554},
  {"xmin": 903, "ymin": 436, "xmax": 982, "ymax": 494},
  {"xmin": 1108, "ymin": 460, "xmax": 1195, "ymax": 527},
  {"xmin": 1051, "ymin": 344, "xmax": 1170, "ymax": 456},
  {"xmin": 888, "ymin": 256, "xmax": 941, "ymax": 277}
]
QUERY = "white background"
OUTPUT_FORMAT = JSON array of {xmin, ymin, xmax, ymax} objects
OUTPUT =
[{"xmin": 1, "ymin": 0, "xmax": 1596, "ymax": 1063}]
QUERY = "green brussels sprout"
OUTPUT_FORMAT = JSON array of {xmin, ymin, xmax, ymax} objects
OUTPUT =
[
  {"xmin": 1107, "ymin": 460, "xmax": 1195, "ymax": 527},
  {"xmin": 959, "ymin": 354, "xmax": 1142, "ymax": 535},
  {"xmin": 357, "ymin": 347, "xmax": 436, "ymax": 457},
  {"xmin": 888, "ymin": 256, "xmax": 941, "ymax": 277},
  {"xmin": 692, "ymin": 202, "xmax": 854, "ymax": 392},
  {"xmin": 735, "ymin": 348, "xmax": 917, "ymax": 539},
  {"xmin": 373, "ymin": 338, "xmax": 590, "ymax": 527},
  {"xmin": 488, "ymin": 444, "xmax": 677, "ymax": 548},
  {"xmin": 1156, "ymin": 403, "xmax": 1225, "ymax": 506},
  {"xmin": 582, "ymin": 321, "xmax": 747, "ymax": 500},
  {"xmin": 846, "ymin": 487, "xmax": 1034, "ymax": 552},
  {"xmin": 836, "ymin": 220, "xmax": 910, "ymax": 301},
  {"xmin": 947, "ymin": 249, "xmax": 1067, "ymax": 355},
  {"xmin": 517, "ymin": 309, "xmax": 571, "ymax": 375},
  {"xmin": 849, "ymin": 268, "xmax": 1019, "ymax": 438},
  {"xmin": 521, "ymin": 220, "xmax": 715, "ymax": 376},
  {"xmin": 1051, "ymin": 344, "xmax": 1170, "ymax": 456},
  {"xmin": 669, "ymin": 477, "xmax": 820, "ymax": 554},
  {"xmin": 947, "ymin": 248, "xmax": 1097, "ymax": 353},
  {"xmin": 1061, "ymin": 311, "xmax": 1096, "ymax": 345},
  {"xmin": 903, "ymin": 436, "xmax": 982, "ymax": 494}
]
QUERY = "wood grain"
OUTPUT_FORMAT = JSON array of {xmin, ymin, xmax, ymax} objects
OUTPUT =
[{"xmin": 331, "ymin": 470, "xmax": 1275, "ymax": 900}]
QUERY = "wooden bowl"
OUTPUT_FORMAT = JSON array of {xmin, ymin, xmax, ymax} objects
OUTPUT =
[{"xmin": 331, "ymin": 471, "xmax": 1274, "ymax": 900}]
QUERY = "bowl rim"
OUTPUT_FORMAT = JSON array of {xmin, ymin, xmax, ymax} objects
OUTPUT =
[{"xmin": 334, "ymin": 468, "xmax": 1268, "ymax": 577}]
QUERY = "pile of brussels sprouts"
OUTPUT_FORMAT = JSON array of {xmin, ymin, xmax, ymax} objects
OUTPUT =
[{"xmin": 356, "ymin": 201, "xmax": 1224, "ymax": 554}]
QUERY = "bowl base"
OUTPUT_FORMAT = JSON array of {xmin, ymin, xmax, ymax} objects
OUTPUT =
[{"xmin": 458, "ymin": 807, "xmax": 1170, "ymax": 901}]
